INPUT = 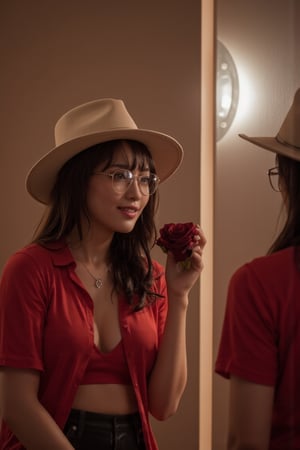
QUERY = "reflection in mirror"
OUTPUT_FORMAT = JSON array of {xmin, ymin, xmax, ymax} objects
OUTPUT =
[{"xmin": 213, "ymin": 0, "xmax": 300, "ymax": 449}]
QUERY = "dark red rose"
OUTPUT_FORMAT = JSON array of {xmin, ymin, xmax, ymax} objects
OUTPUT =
[{"xmin": 156, "ymin": 222, "xmax": 198, "ymax": 262}]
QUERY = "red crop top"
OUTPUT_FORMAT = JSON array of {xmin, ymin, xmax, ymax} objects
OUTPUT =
[{"xmin": 81, "ymin": 339, "xmax": 132, "ymax": 385}]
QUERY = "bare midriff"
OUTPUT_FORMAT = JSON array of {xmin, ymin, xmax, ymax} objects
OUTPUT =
[{"xmin": 72, "ymin": 383, "xmax": 139, "ymax": 414}]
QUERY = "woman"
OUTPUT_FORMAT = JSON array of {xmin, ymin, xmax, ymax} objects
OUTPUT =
[
  {"xmin": 215, "ymin": 88, "xmax": 300, "ymax": 450},
  {"xmin": 0, "ymin": 98, "xmax": 206, "ymax": 450}
]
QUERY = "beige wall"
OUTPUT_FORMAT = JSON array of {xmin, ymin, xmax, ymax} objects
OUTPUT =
[
  {"xmin": 0, "ymin": 1, "xmax": 201, "ymax": 449},
  {"xmin": 213, "ymin": 0, "xmax": 300, "ymax": 448}
]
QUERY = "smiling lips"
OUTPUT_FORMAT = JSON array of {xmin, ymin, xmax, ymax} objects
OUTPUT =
[{"xmin": 118, "ymin": 206, "xmax": 139, "ymax": 219}]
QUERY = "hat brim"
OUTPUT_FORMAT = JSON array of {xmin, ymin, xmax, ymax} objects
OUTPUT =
[
  {"xmin": 239, "ymin": 133, "xmax": 300, "ymax": 162},
  {"xmin": 26, "ymin": 129, "xmax": 184, "ymax": 204}
]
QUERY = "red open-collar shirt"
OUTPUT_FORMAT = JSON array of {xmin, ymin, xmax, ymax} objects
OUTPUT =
[
  {"xmin": 0, "ymin": 241, "xmax": 168, "ymax": 450},
  {"xmin": 215, "ymin": 247, "xmax": 300, "ymax": 449}
]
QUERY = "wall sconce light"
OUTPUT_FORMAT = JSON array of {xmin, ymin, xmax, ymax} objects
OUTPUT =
[{"xmin": 216, "ymin": 40, "xmax": 239, "ymax": 141}]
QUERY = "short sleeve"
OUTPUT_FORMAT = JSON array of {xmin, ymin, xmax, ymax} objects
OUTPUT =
[
  {"xmin": 215, "ymin": 263, "xmax": 278, "ymax": 386},
  {"xmin": 0, "ymin": 251, "xmax": 49, "ymax": 371}
]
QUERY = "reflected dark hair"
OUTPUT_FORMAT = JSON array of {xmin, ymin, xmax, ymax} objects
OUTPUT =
[
  {"xmin": 268, "ymin": 154, "xmax": 300, "ymax": 254},
  {"xmin": 32, "ymin": 139, "xmax": 161, "ymax": 310}
]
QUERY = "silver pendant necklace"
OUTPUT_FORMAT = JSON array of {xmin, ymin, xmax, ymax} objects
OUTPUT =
[{"xmin": 81, "ymin": 262, "xmax": 104, "ymax": 289}]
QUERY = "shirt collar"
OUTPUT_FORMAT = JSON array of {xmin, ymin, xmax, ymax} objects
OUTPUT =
[{"xmin": 42, "ymin": 239, "xmax": 75, "ymax": 268}]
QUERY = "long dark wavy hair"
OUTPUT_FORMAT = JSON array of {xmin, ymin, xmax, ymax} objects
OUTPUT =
[
  {"xmin": 32, "ymin": 139, "xmax": 161, "ymax": 310},
  {"xmin": 268, "ymin": 153, "xmax": 300, "ymax": 254}
]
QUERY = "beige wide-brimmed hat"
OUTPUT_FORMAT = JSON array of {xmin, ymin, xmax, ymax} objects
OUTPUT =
[
  {"xmin": 239, "ymin": 88, "xmax": 300, "ymax": 162},
  {"xmin": 26, "ymin": 98, "xmax": 184, "ymax": 204}
]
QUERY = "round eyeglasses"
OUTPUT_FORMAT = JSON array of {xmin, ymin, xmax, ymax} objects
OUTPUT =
[
  {"xmin": 93, "ymin": 169, "xmax": 160, "ymax": 196},
  {"xmin": 268, "ymin": 166, "xmax": 280, "ymax": 192}
]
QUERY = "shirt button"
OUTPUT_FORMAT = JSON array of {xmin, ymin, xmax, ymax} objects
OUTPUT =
[{"xmin": 72, "ymin": 425, "xmax": 77, "ymax": 431}]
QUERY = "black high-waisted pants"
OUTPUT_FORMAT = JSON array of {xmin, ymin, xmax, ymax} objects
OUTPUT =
[{"xmin": 64, "ymin": 409, "xmax": 146, "ymax": 450}]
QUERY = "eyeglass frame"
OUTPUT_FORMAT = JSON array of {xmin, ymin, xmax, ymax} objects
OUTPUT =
[
  {"xmin": 93, "ymin": 168, "xmax": 160, "ymax": 196},
  {"xmin": 267, "ymin": 166, "xmax": 281, "ymax": 192}
]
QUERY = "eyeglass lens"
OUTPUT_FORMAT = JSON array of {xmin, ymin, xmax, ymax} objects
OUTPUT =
[
  {"xmin": 268, "ymin": 167, "xmax": 280, "ymax": 192},
  {"xmin": 112, "ymin": 170, "xmax": 159, "ymax": 195}
]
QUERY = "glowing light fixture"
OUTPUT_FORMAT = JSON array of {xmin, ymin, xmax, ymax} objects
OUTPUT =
[{"xmin": 216, "ymin": 40, "xmax": 239, "ymax": 141}]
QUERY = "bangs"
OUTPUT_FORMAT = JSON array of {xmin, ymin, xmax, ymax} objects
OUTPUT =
[
  {"xmin": 108, "ymin": 140, "xmax": 157, "ymax": 173},
  {"xmin": 129, "ymin": 141, "xmax": 156, "ymax": 172}
]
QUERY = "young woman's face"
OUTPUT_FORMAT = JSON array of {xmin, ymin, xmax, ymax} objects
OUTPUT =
[
  {"xmin": 277, "ymin": 157, "xmax": 288, "ymax": 206},
  {"xmin": 85, "ymin": 142, "xmax": 151, "ymax": 236}
]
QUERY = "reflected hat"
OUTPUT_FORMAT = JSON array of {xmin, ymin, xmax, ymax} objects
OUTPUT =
[
  {"xmin": 239, "ymin": 88, "xmax": 300, "ymax": 162},
  {"xmin": 26, "ymin": 98, "xmax": 184, "ymax": 204}
]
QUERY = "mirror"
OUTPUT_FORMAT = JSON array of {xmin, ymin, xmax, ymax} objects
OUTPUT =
[{"xmin": 213, "ymin": 0, "xmax": 300, "ymax": 448}]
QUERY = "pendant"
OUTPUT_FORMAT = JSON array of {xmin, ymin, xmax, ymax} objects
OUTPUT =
[{"xmin": 95, "ymin": 278, "xmax": 103, "ymax": 289}]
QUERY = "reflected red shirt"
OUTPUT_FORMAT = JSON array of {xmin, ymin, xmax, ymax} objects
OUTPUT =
[
  {"xmin": 215, "ymin": 246, "xmax": 300, "ymax": 449},
  {"xmin": 0, "ymin": 241, "xmax": 167, "ymax": 450}
]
